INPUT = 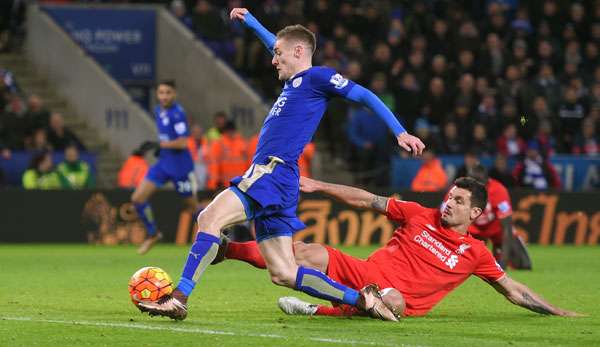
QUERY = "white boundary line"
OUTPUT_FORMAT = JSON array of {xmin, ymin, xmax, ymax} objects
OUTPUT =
[{"xmin": 1, "ymin": 316, "xmax": 427, "ymax": 347}]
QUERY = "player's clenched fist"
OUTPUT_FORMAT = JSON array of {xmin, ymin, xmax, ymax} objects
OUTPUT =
[{"xmin": 230, "ymin": 7, "xmax": 248, "ymax": 21}]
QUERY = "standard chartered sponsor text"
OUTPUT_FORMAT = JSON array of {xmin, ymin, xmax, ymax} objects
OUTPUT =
[{"xmin": 413, "ymin": 230, "xmax": 452, "ymax": 264}]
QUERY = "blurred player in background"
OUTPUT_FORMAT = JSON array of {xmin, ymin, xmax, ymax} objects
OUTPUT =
[
  {"xmin": 138, "ymin": 7, "xmax": 424, "ymax": 321},
  {"xmin": 131, "ymin": 80, "xmax": 198, "ymax": 255},
  {"xmin": 216, "ymin": 176, "xmax": 578, "ymax": 319},
  {"xmin": 466, "ymin": 164, "xmax": 532, "ymax": 270}
]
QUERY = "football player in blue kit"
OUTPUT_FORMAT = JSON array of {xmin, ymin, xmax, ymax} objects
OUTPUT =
[
  {"xmin": 131, "ymin": 80, "xmax": 199, "ymax": 255},
  {"xmin": 138, "ymin": 8, "xmax": 424, "ymax": 320}
]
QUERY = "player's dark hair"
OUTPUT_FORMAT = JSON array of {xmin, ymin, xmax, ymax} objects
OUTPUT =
[
  {"xmin": 453, "ymin": 177, "xmax": 487, "ymax": 210},
  {"xmin": 276, "ymin": 25, "xmax": 316, "ymax": 54},
  {"xmin": 157, "ymin": 79, "xmax": 176, "ymax": 89},
  {"xmin": 467, "ymin": 164, "xmax": 489, "ymax": 185}
]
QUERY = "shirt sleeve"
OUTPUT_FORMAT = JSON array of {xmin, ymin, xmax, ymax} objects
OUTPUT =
[
  {"xmin": 310, "ymin": 66, "xmax": 356, "ymax": 98},
  {"xmin": 492, "ymin": 183, "xmax": 512, "ymax": 219},
  {"xmin": 473, "ymin": 246, "xmax": 506, "ymax": 283},
  {"xmin": 171, "ymin": 110, "xmax": 190, "ymax": 137},
  {"xmin": 385, "ymin": 199, "xmax": 427, "ymax": 223}
]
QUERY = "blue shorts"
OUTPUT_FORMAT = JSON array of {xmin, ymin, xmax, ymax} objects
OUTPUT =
[
  {"xmin": 229, "ymin": 156, "xmax": 305, "ymax": 242},
  {"xmin": 146, "ymin": 162, "xmax": 196, "ymax": 197}
]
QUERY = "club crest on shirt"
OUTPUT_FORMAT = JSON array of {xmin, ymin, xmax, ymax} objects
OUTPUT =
[
  {"xmin": 329, "ymin": 73, "xmax": 348, "ymax": 89},
  {"xmin": 162, "ymin": 117, "xmax": 169, "ymax": 126},
  {"xmin": 455, "ymin": 243, "xmax": 471, "ymax": 255},
  {"xmin": 292, "ymin": 77, "xmax": 302, "ymax": 88}
]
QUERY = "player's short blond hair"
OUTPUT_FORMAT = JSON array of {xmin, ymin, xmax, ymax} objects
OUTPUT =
[{"xmin": 276, "ymin": 25, "xmax": 316, "ymax": 54}]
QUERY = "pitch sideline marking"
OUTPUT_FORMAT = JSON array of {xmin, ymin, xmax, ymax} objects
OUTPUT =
[{"xmin": 1, "ymin": 316, "xmax": 427, "ymax": 347}]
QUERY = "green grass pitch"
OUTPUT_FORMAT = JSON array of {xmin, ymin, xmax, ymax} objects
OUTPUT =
[{"xmin": 1, "ymin": 244, "xmax": 599, "ymax": 346}]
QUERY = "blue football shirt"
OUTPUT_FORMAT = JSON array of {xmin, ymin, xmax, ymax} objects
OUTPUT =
[
  {"xmin": 154, "ymin": 102, "xmax": 193, "ymax": 176},
  {"xmin": 253, "ymin": 66, "xmax": 355, "ymax": 167}
]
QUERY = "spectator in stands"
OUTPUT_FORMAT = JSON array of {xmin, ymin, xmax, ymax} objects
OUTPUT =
[
  {"xmin": 496, "ymin": 123, "xmax": 526, "ymax": 158},
  {"xmin": 532, "ymin": 63, "xmax": 561, "ymax": 110},
  {"xmin": 470, "ymin": 123, "xmax": 496, "ymax": 157},
  {"xmin": 347, "ymin": 104, "xmax": 389, "ymax": 186},
  {"xmin": 499, "ymin": 100, "xmax": 521, "ymax": 133},
  {"xmin": 26, "ymin": 128, "xmax": 50, "ymax": 152},
  {"xmin": 513, "ymin": 140, "xmax": 561, "ymax": 190},
  {"xmin": 206, "ymin": 120, "xmax": 248, "ymax": 190},
  {"xmin": 411, "ymin": 147, "xmax": 447, "ymax": 192},
  {"xmin": 533, "ymin": 119, "xmax": 557, "ymax": 158},
  {"xmin": 47, "ymin": 112, "xmax": 85, "ymax": 151},
  {"xmin": 489, "ymin": 154, "xmax": 515, "ymax": 188},
  {"xmin": 588, "ymin": 83, "xmax": 600, "ymax": 110},
  {"xmin": 205, "ymin": 111, "xmax": 227, "ymax": 142},
  {"xmin": 394, "ymin": 72, "xmax": 421, "ymax": 131},
  {"xmin": 558, "ymin": 87, "xmax": 587, "ymax": 151},
  {"xmin": 423, "ymin": 77, "xmax": 451, "ymax": 127},
  {"xmin": 24, "ymin": 94, "xmax": 50, "ymax": 132},
  {"xmin": 572, "ymin": 117, "xmax": 599, "ymax": 156},
  {"xmin": 454, "ymin": 73, "xmax": 477, "ymax": 111},
  {"xmin": 187, "ymin": 123, "xmax": 208, "ymax": 190},
  {"xmin": 171, "ymin": 0, "xmax": 192, "ymax": 30},
  {"xmin": 476, "ymin": 93, "xmax": 498, "ymax": 132},
  {"xmin": 57, "ymin": 143, "xmax": 94, "ymax": 189},
  {"xmin": 479, "ymin": 33, "xmax": 505, "ymax": 79},
  {"xmin": 439, "ymin": 121, "xmax": 465, "ymax": 155},
  {"xmin": 0, "ymin": 141, "xmax": 10, "ymax": 159},
  {"xmin": 455, "ymin": 150, "xmax": 480, "ymax": 181},
  {"xmin": 22, "ymin": 150, "xmax": 67, "ymax": 189},
  {"xmin": 191, "ymin": 0, "xmax": 233, "ymax": 62},
  {"xmin": 117, "ymin": 141, "xmax": 153, "ymax": 189}
]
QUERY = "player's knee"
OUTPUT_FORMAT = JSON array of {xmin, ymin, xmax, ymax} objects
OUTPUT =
[
  {"xmin": 196, "ymin": 210, "xmax": 219, "ymax": 233},
  {"xmin": 268, "ymin": 269, "xmax": 296, "ymax": 288}
]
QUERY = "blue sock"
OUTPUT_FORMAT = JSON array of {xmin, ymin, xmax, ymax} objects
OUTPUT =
[
  {"xmin": 134, "ymin": 202, "xmax": 157, "ymax": 236},
  {"xmin": 295, "ymin": 266, "xmax": 359, "ymax": 306},
  {"xmin": 176, "ymin": 232, "xmax": 221, "ymax": 297}
]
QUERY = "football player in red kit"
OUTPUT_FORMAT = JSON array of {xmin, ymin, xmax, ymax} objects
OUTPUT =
[
  {"xmin": 465, "ymin": 164, "xmax": 532, "ymax": 270},
  {"xmin": 214, "ymin": 176, "xmax": 578, "ymax": 320}
]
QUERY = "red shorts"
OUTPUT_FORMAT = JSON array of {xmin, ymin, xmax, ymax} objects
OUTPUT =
[{"xmin": 324, "ymin": 246, "xmax": 394, "ymax": 291}]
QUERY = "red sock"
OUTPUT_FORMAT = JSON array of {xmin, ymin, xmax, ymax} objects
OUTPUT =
[
  {"xmin": 315, "ymin": 304, "xmax": 362, "ymax": 317},
  {"xmin": 225, "ymin": 241, "xmax": 267, "ymax": 269}
]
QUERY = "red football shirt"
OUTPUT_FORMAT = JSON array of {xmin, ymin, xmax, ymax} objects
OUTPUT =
[
  {"xmin": 468, "ymin": 178, "xmax": 512, "ymax": 241},
  {"xmin": 368, "ymin": 199, "xmax": 505, "ymax": 316}
]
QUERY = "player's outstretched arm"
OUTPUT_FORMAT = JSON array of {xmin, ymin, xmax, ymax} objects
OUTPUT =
[
  {"xmin": 345, "ymin": 85, "xmax": 425, "ymax": 156},
  {"xmin": 491, "ymin": 276, "xmax": 583, "ymax": 317},
  {"xmin": 230, "ymin": 8, "xmax": 276, "ymax": 54},
  {"xmin": 299, "ymin": 176, "xmax": 388, "ymax": 213}
]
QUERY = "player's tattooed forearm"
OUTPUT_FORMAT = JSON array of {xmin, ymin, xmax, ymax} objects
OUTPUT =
[
  {"xmin": 521, "ymin": 292, "xmax": 553, "ymax": 315},
  {"xmin": 371, "ymin": 196, "xmax": 388, "ymax": 212}
]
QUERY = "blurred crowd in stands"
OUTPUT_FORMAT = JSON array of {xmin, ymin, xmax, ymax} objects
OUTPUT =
[
  {"xmin": 166, "ymin": 0, "xmax": 599, "ymax": 187},
  {"xmin": 0, "ymin": 65, "xmax": 94, "ymax": 189},
  {"xmin": 1, "ymin": 0, "xmax": 599, "ymax": 192}
]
